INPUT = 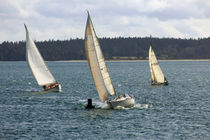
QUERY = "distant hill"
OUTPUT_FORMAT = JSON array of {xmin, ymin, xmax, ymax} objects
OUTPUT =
[{"xmin": 0, "ymin": 37, "xmax": 210, "ymax": 61}]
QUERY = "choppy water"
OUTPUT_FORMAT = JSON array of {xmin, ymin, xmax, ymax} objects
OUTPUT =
[{"xmin": 0, "ymin": 61, "xmax": 209, "ymax": 139}]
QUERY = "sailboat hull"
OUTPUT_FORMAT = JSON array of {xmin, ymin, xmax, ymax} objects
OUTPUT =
[
  {"xmin": 108, "ymin": 95, "xmax": 135, "ymax": 108},
  {"xmin": 151, "ymin": 81, "xmax": 168, "ymax": 86},
  {"xmin": 43, "ymin": 83, "xmax": 61, "ymax": 92}
]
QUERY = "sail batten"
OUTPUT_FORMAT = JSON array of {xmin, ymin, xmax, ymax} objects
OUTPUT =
[
  {"xmin": 25, "ymin": 24, "xmax": 56, "ymax": 86},
  {"xmin": 149, "ymin": 45, "xmax": 166, "ymax": 83},
  {"xmin": 85, "ymin": 12, "xmax": 116, "ymax": 102}
]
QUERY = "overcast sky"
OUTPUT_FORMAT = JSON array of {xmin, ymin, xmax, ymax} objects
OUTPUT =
[{"xmin": 0, "ymin": 0, "xmax": 210, "ymax": 42}]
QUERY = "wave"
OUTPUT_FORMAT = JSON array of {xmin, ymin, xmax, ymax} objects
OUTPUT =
[
  {"xmin": 134, "ymin": 103, "xmax": 152, "ymax": 109},
  {"xmin": 78, "ymin": 99, "xmax": 152, "ymax": 110}
]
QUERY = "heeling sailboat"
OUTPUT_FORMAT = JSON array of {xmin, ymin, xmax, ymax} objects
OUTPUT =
[
  {"xmin": 149, "ymin": 44, "xmax": 168, "ymax": 86},
  {"xmin": 24, "ymin": 24, "xmax": 61, "ymax": 92},
  {"xmin": 85, "ymin": 11, "xmax": 135, "ymax": 108}
]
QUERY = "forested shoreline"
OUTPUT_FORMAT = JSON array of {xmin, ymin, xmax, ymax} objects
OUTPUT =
[{"xmin": 1, "ymin": 37, "xmax": 210, "ymax": 61}]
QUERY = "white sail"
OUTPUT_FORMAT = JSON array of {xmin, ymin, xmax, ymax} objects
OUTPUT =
[
  {"xmin": 85, "ymin": 12, "xmax": 116, "ymax": 102},
  {"xmin": 149, "ymin": 45, "xmax": 165, "ymax": 83},
  {"xmin": 25, "ymin": 24, "xmax": 56, "ymax": 86},
  {"xmin": 149, "ymin": 46, "xmax": 155, "ymax": 81}
]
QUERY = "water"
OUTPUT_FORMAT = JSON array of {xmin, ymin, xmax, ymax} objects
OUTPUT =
[{"xmin": 0, "ymin": 61, "xmax": 209, "ymax": 139}]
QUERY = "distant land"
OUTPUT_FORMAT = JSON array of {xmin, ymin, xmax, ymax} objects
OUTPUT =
[{"xmin": 0, "ymin": 37, "xmax": 210, "ymax": 61}]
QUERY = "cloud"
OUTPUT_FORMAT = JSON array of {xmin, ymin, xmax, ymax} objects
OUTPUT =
[{"xmin": 0, "ymin": 0, "xmax": 210, "ymax": 43}]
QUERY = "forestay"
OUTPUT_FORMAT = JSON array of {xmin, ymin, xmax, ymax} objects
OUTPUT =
[
  {"xmin": 25, "ymin": 24, "xmax": 56, "ymax": 86},
  {"xmin": 149, "ymin": 45, "xmax": 165, "ymax": 83},
  {"xmin": 85, "ymin": 12, "xmax": 116, "ymax": 102}
]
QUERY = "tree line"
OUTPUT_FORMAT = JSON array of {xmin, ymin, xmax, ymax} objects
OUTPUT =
[{"xmin": 0, "ymin": 37, "xmax": 210, "ymax": 61}]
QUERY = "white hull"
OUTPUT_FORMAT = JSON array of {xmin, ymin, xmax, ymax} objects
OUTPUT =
[{"xmin": 107, "ymin": 95, "xmax": 135, "ymax": 108}]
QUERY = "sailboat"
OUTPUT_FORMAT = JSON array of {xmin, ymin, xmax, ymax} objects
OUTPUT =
[
  {"xmin": 149, "ymin": 44, "xmax": 168, "ymax": 86},
  {"xmin": 24, "ymin": 24, "xmax": 61, "ymax": 92},
  {"xmin": 85, "ymin": 12, "xmax": 135, "ymax": 108}
]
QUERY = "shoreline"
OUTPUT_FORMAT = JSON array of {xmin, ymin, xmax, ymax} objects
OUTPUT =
[
  {"xmin": 1, "ymin": 59, "xmax": 210, "ymax": 62},
  {"xmin": 55, "ymin": 59, "xmax": 210, "ymax": 62}
]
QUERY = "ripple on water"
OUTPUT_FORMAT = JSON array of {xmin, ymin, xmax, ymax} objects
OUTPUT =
[{"xmin": 0, "ymin": 61, "xmax": 210, "ymax": 139}]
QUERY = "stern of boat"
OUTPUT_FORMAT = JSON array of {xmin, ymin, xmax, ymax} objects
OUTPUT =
[
  {"xmin": 58, "ymin": 83, "xmax": 61, "ymax": 92},
  {"xmin": 53, "ymin": 83, "xmax": 61, "ymax": 92}
]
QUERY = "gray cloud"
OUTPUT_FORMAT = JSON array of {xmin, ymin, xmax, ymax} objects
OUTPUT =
[{"xmin": 0, "ymin": 0, "xmax": 210, "ymax": 43}]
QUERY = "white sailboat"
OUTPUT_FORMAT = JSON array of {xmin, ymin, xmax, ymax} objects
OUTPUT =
[
  {"xmin": 149, "ymin": 44, "xmax": 168, "ymax": 85},
  {"xmin": 24, "ymin": 24, "xmax": 61, "ymax": 91},
  {"xmin": 85, "ymin": 12, "xmax": 135, "ymax": 108}
]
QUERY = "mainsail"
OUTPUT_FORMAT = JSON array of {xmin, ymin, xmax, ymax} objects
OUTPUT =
[
  {"xmin": 85, "ymin": 12, "xmax": 116, "ymax": 102},
  {"xmin": 24, "ymin": 24, "xmax": 56, "ymax": 86},
  {"xmin": 149, "ymin": 45, "xmax": 165, "ymax": 83}
]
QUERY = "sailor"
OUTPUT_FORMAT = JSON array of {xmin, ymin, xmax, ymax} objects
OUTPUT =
[
  {"xmin": 43, "ymin": 85, "xmax": 47, "ymax": 90},
  {"xmin": 85, "ymin": 99, "xmax": 95, "ymax": 109}
]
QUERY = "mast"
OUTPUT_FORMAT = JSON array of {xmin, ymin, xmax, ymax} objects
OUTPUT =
[
  {"xmin": 85, "ymin": 11, "xmax": 116, "ymax": 102},
  {"xmin": 25, "ymin": 24, "xmax": 56, "ymax": 86}
]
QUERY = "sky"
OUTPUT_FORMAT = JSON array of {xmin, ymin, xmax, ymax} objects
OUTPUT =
[{"xmin": 0, "ymin": 0, "xmax": 210, "ymax": 43}]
